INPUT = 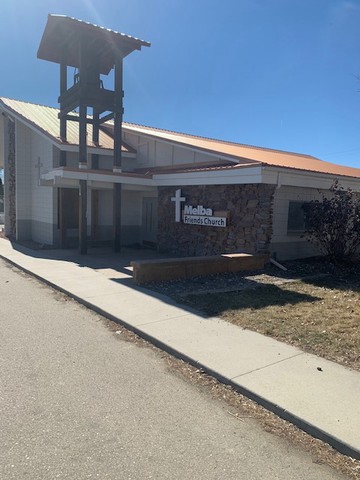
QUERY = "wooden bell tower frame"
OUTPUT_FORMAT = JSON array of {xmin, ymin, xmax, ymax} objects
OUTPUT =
[{"xmin": 37, "ymin": 15, "xmax": 150, "ymax": 253}]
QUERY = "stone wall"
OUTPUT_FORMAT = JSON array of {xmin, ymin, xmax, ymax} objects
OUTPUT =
[{"xmin": 158, "ymin": 184, "xmax": 275, "ymax": 256}]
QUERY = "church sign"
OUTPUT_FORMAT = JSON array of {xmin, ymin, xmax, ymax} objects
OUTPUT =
[{"xmin": 171, "ymin": 189, "xmax": 227, "ymax": 228}]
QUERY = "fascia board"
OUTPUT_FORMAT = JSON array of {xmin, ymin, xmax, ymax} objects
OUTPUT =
[
  {"xmin": 152, "ymin": 165, "xmax": 263, "ymax": 186},
  {"xmin": 122, "ymin": 184, "xmax": 157, "ymax": 192},
  {"xmin": 42, "ymin": 169, "xmax": 154, "ymax": 187},
  {"xmin": 85, "ymin": 181, "xmax": 156, "ymax": 192},
  {"xmin": 262, "ymin": 166, "xmax": 360, "ymax": 191}
]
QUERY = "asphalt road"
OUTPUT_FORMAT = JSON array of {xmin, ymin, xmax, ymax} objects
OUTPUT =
[{"xmin": 0, "ymin": 259, "xmax": 348, "ymax": 480}]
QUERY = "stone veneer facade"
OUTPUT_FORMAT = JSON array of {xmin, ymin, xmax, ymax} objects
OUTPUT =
[{"xmin": 158, "ymin": 184, "xmax": 276, "ymax": 256}]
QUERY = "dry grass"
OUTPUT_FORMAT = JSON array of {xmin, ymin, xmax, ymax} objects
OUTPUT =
[{"xmin": 181, "ymin": 273, "xmax": 360, "ymax": 371}]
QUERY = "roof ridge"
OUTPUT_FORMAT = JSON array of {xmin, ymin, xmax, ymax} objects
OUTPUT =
[{"xmin": 123, "ymin": 121, "xmax": 318, "ymax": 160}]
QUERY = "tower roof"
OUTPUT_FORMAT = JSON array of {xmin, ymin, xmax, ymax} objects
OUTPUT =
[{"xmin": 37, "ymin": 14, "xmax": 150, "ymax": 75}]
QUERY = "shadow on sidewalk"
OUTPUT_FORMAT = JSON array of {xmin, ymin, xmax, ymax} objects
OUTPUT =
[
  {"xmin": 5, "ymin": 239, "xmax": 321, "ymax": 316},
  {"xmin": 9, "ymin": 240, "xmax": 173, "ymax": 277}
]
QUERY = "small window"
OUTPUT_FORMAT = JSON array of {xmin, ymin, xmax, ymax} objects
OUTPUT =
[{"xmin": 287, "ymin": 201, "xmax": 308, "ymax": 234}]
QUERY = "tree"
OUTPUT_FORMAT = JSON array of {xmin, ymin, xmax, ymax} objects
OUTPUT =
[{"xmin": 303, "ymin": 181, "xmax": 360, "ymax": 262}]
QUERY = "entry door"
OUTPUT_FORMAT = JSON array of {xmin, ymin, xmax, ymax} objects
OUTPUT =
[
  {"xmin": 59, "ymin": 188, "xmax": 79, "ymax": 248},
  {"xmin": 142, "ymin": 197, "xmax": 158, "ymax": 245}
]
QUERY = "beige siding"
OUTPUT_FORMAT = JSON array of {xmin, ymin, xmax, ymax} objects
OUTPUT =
[
  {"xmin": 155, "ymin": 142, "xmax": 173, "ymax": 167},
  {"xmin": 30, "ymin": 128, "xmax": 54, "ymax": 244},
  {"xmin": 173, "ymin": 146, "xmax": 194, "ymax": 164},
  {"xmin": 15, "ymin": 122, "xmax": 32, "ymax": 227},
  {"xmin": 123, "ymin": 131, "xmax": 226, "ymax": 169},
  {"xmin": 0, "ymin": 113, "xmax": 4, "ymax": 169},
  {"xmin": 13, "ymin": 122, "xmax": 54, "ymax": 243}
]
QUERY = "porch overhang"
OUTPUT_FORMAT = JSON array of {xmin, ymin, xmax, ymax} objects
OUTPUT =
[{"xmin": 41, "ymin": 167, "xmax": 155, "ymax": 187}]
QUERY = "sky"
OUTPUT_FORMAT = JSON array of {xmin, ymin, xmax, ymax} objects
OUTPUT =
[{"xmin": 1, "ymin": 0, "xmax": 360, "ymax": 169}]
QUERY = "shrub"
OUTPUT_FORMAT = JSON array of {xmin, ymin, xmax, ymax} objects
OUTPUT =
[{"xmin": 303, "ymin": 181, "xmax": 360, "ymax": 262}]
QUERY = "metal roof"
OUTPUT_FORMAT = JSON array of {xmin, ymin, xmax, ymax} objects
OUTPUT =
[
  {"xmin": 123, "ymin": 123, "xmax": 360, "ymax": 180},
  {"xmin": 1, "ymin": 97, "xmax": 360, "ymax": 180},
  {"xmin": 37, "ymin": 15, "xmax": 150, "ymax": 75},
  {"xmin": 0, "ymin": 98, "xmax": 134, "ymax": 153}
]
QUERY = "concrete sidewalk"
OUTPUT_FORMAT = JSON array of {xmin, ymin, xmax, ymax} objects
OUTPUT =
[{"xmin": 0, "ymin": 238, "xmax": 359, "ymax": 460}]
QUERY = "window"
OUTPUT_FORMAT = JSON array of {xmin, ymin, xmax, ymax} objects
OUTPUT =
[{"xmin": 287, "ymin": 201, "xmax": 308, "ymax": 234}]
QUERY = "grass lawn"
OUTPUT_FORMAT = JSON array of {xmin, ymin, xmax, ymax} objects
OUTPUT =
[{"xmin": 180, "ymin": 273, "xmax": 360, "ymax": 371}]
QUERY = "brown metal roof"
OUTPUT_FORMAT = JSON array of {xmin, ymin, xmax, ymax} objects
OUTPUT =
[
  {"xmin": 0, "ymin": 98, "xmax": 134, "ymax": 153},
  {"xmin": 123, "ymin": 123, "xmax": 360, "ymax": 179},
  {"xmin": 37, "ymin": 15, "xmax": 150, "ymax": 75}
]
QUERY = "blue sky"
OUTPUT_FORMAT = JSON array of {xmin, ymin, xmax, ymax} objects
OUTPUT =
[{"xmin": 1, "ymin": 0, "xmax": 360, "ymax": 168}]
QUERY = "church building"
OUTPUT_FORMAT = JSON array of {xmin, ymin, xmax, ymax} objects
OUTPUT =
[{"xmin": 1, "ymin": 15, "xmax": 360, "ymax": 261}]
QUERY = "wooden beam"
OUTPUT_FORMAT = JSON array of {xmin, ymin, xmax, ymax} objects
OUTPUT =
[
  {"xmin": 79, "ymin": 104, "xmax": 87, "ymax": 167},
  {"xmin": 99, "ymin": 112, "xmax": 114, "ymax": 124},
  {"xmin": 58, "ymin": 86, "xmax": 115, "ymax": 115},
  {"xmin": 61, "ymin": 114, "xmax": 82, "ymax": 123},
  {"xmin": 60, "ymin": 63, "xmax": 67, "ymax": 96},
  {"xmin": 93, "ymin": 109, "xmax": 100, "ymax": 143},
  {"xmin": 57, "ymin": 100, "xmax": 80, "ymax": 118},
  {"xmin": 59, "ymin": 62, "xmax": 68, "ymax": 167},
  {"xmin": 78, "ymin": 41, "xmax": 88, "ymax": 254},
  {"xmin": 91, "ymin": 109, "xmax": 100, "ymax": 169},
  {"xmin": 59, "ymin": 188, "xmax": 66, "ymax": 248},
  {"xmin": 113, "ymin": 57, "xmax": 123, "ymax": 170}
]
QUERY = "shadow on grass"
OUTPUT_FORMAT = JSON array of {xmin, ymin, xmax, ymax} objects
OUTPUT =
[
  {"xmin": 182, "ymin": 283, "xmax": 321, "ymax": 316},
  {"xmin": 300, "ymin": 273, "xmax": 360, "ymax": 293}
]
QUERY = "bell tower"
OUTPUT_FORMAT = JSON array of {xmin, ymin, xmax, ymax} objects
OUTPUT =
[{"xmin": 37, "ymin": 14, "xmax": 150, "ymax": 253}]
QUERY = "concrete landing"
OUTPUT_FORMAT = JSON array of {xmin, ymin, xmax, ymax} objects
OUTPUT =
[{"xmin": 0, "ymin": 238, "xmax": 359, "ymax": 460}]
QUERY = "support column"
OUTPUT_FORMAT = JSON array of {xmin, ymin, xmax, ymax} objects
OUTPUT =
[
  {"xmin": 113, "ymin": 57, "xmax": 123, "ymax": 172},
  {"xmin": 91, "ymin": 109, "xmax": 99, "ymax": 170},
  {"xmin": 112, "ymin": 57, "xmax": 124, "ymax": 251},
  {"xmin": 59, "ymin": 63, "xmax": 67, "ymax": 167},
  {"xmin": 79, "ymin": 104, "xmax": 88, "ymax": 169},
  {"xmin": 59, "ymin": 188, "xmax": 65, "ymax": 248},
  {"xmin": 113, "ymin": 183, "xmax": 122, "ymax": 252},
  {"xmin": 79, "ymin": 180, "xmax": 87, "ymax": 254},
  {"xmin": 78, "ymin": 102, "xmax": 88, "ymax": 254}
]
